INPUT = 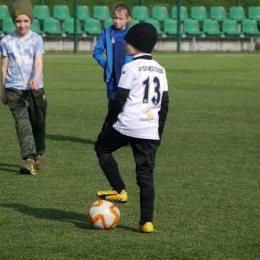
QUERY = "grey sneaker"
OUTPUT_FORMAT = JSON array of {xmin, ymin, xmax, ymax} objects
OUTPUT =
[
  {"xmin": 20, "ymin": 159, "xmax": 36, "ymax": 175},
  {"xmin": 36, "ymin": 154, "xmax": 48, "ymax": 170}
]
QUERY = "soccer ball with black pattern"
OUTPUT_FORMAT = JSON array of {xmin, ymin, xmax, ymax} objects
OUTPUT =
[{"xmin": 88, "ymin": 200, "xmax": 120, "ymax": 230}]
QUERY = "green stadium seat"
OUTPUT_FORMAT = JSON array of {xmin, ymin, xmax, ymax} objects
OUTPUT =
[
  {"xmin": 132, "ymin": 6, "xmax": 150, "ymax": 22},
  {"xmin": 210, "ymin": 6, "xmax": 227, "ymax": 22},
  {"xmin": 53, "ymin": 5, "xmax": 71, "ymax": 21},
  {"xmin": 64, "ymin": 18, "xmax": 84, "ymax": 35},
  {"xmin": 184, "ymin": 19, "xmax": 204, "ymax": 35},
  {"xmin": 191, "ymin": 6, "xmax": 208, "ymax": 22},
  {"xmin": 222, "ymin": 19, "xmax": 242, "ymax": 36},
  {"xmin": 77, "ymin": 5, "xmax": 91, "ymax": 21},
  {"xmin": 44, "ymin": 18, "xmax": 64, "ymax": 35},
  {"xmin": 104, "ymin": 18, "xmax": 113, "ymax": 28},
  {"xmin": 242, "ymin": 19, "xmax": 260, "ymax": 35},
  {"xmin": 130, "ymin": 18, "xmax": 140, "ymax": 27},
  {"xmin": 33, "ymin": 5, "xmax": 51, "ymax": 21},
  {"xmin": 31, "ymin": 19, "xmax": 45, "ymax": 35},
  {"xmin": 171, "ymin": 6, "xmax": 189, "ymax": 21},
  {"xmin": 229, "ymin": 6, "xmax": 246, "ymax": 22},
  {"xmin": 0, "ymin": 5, "xmax": 10, "ymax": 21},
  {"xmin": 152, "ymin": 6, "xmax": 169, "ymax": 22},
  {"xmin": 248, "ymin": 7, "xmax": 260, "ymax": 22},
  {"xmin": 242, "ymin": 19, "xmax": 260, "ymax": 52},
  {"xmin": 93, "ymin": 6, "xmax": 110, "ymax": 21},
  {"xmin": 164, "ymin": 19, "xmax": 179, "ymax": 35},
  {"xmin": 184, "ymin": 19, "xmax": 204, "ymax": 52},
  {"xmin": 84, "ymin": 18, "xmax": 102, "ymax": 35},
  {"xmin": 2, "ymin": 17, "xmax": 15, "ymax": 34},
  {"xmin": 145, "ymin": 18, "xmax": 165, "ymax": 35},
  {"xmin": 203, "ymin": 19, "xmax": 223, "ymax": 36}
]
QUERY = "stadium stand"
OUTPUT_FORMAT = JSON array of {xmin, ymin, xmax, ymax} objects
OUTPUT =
[
  {"xmin": 229, "ymin": 6, "xmax": 246, "ymax": 22},
  {"xmin": 33, "ymin": 5, "xmax": 51, "ymax": 21},
  {"xmin": 130, "ymin": 18, "xmax": 140, "ymax": 26},
  {"xmin": 242, "ymin": 19, "xmax": 260, "ymax": 51},
  {"xmin": 171, "ymin": 6, "xmax": 189, "ymax": 21},
  {"xmin": 203, "ymin": 19, "xmax": 223, "ymax": 36},
  {"xmin": 184, "ymin": 19, "xmax": 204, "ymax": 35},
  {"xmin": 184, "ymin": 19, "xmax": 205, "ymax": 51},
  {"xmin": 248, "ymin": 7, "xmax": 260, "ymax": 22},
  {"xmin": 164, "ymin": 19, "xmax": 178, "ymax": 36},
  {"xmin": 84, "ymin": 18, "xmax": 102, "ymax": 35},
  {"xmin": 64, "ymin": 18, "xmax": 85, "ymax": 35},
  {"xmin": 0, "ymin": 5, "xmax": 10, "ymax": 21},
  {"xmin": 191, "ymin": 6, "xmax": 208, "ymax": 22},
  {"xmin": 152, "ymin": 6, "xmax": 169, "ymax": 22},
  {"xmin": 2, "ymin": 17, "xmax": 15, "ymax": 34},
  {"xmin": 77, "ymin": 5, "xmax": 91, "ymax": 21},
  {"xmin": 210, "ymin": 6, "xmax": 228, "ymax": 22},
  {"xmin": 132, "ymin": 6, "xmax": 150, "ymax": 22},
  {"xmin": 242, "ymin": 19, "xmax": 260, "ymax": 35},
  {"xmin": 222, "ymin": 19, "xmax": 243, "ymax": 36},
  {"xmin": 145, "ymin": 18, "xmax": 165, "ymax": 35},
  {"xmin": 104, "ymin": 18, "xmax": 113, "ymax": 28},
  {"xmin": 0, "ymin": 4, "xmax": 257, "ymax": 52},
  {"xmin": 93, "ymin": 6, "xmax": 110, "ymax": 21},
  {"xmin": 53, "ymin": 5, "xmax": 71, "ymax": 21},
  {"xmin": 44, "ymin": 18, "xmax": 64, "ymax": 35},
  {"xmin": 31, "ymin": 19, "xmax": 45, "ymax": 35}
]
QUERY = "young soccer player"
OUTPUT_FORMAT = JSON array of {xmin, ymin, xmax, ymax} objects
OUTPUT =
[
  {"xmin": 0, "ymin": 0, "xmax": 48, "ymax": 174},
  {"xmin": 94, "ymin": 23, "xmax": 169, "ymax": 232},
  {"xmin": 93, "ymin": 2, "xmax": 133, "ymax": 110}
]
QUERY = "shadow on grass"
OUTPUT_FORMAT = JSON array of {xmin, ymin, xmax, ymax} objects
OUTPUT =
[
  {"xmin": 0, "ymin": 203, "xmax": 91, "ymax": 229},
  {"xmin": 0, "ymin": 163, "xmax": 20, "ymax": 174},
  {"xmin": 46, "ymin": 134, "xmax": 96, "ymax": 145},
  {"xmin": 0, "ymin": 203, "xmax": 136, "ymax": 232}
]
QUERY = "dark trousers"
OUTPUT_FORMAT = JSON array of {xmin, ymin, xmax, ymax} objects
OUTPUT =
[
  {"xmin": 7, "ymin": 88, "xmax": 47, "ymax": 160},
  {"xmin": 94, "ymin": 126, "xmax": 158, "ymax": 224}
]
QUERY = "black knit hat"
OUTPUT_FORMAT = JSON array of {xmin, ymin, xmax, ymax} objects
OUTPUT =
[
  {"xmin": 124, "ymin": 23, "xmax": 157, "ymax": 53},
  {"xmin": 12, "ymin": 0, "xmax": 34, "ymax": 23}
]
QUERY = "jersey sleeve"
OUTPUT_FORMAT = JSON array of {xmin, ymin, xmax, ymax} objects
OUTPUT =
[{"xmin": 118, "ymin": 63, "xmax": 135, "ymax": 90}]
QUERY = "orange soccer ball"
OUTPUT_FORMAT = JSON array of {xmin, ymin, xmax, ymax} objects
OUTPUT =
[{"xmin": 88, "ymin": 200, "xmax": 120, "ymax": 230}]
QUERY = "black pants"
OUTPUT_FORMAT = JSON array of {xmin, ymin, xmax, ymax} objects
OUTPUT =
[
  {"xmin": 7, "ymin": 88, "xmax": 47, "ymax": 160},
  {"xmin": 94, "ymin": 126, "xmax": 158, "ymax": 224}
]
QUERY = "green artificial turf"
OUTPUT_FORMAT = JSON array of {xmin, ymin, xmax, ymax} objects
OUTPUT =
[{"xmin": 0, "ymin": 53, "xmax": 259, "ymax": 259}]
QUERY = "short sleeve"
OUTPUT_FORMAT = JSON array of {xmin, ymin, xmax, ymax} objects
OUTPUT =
[{"xmin": 118, "ymin": 63, "xmax": 135, "ymax": 90}]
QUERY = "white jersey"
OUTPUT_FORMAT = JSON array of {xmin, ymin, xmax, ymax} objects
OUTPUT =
[{"xmin": 113, "ymin": 54, "xmax": 168, "ymax": 140}]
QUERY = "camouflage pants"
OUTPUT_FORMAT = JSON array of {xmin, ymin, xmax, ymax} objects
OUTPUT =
[{"xmin": 7, "ymin": 88, "xmax": 47, "ymax": 160}]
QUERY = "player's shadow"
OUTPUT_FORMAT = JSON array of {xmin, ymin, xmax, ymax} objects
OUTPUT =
[
  {"xmin": 46, "ymin": 134, "xmax": 95, "ymax": 145},
  {"xmin": 0, "ymin": 163, "xmax": 20, "ymax": 174},
  {"xmin": 0, "ymin": 203, "xmax": 91, "ymax": 229},
  {"xmin": 0, "ymin": 203, "xmax": 137, "ymax": 232}
]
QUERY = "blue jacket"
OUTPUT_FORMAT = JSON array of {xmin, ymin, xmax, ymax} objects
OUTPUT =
[{"xmin": 93, "ymin": 26, "xmax": 133, "ymax": 85}]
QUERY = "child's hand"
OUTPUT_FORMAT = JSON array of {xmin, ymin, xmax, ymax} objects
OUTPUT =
[
  {"xmin": 0, "ymin": 94, "xmax": 8, "ymax": 105},
  {"xmin": 30, "ymin": 79, "xmax": 39, "ymax": 91}
]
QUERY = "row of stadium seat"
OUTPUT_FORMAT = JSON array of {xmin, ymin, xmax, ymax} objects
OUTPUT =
[
  {"xmin": 1, "ymin": 16, "xmax": 259, "ymax": 38},
  {"xmin": 0, "ymin": 16, "xmax": 138, "ymax": 36},
  {"xmin": 133, "ymin": 6, "xmax": 260, "ymax": 22},
  {"xmin": 0, "ymin": 4, "xmax": 260, "ymax": 23}
]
